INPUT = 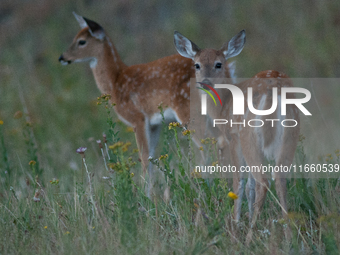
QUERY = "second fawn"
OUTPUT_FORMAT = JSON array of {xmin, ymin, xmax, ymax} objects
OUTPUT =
[{"xmin": 174, "ymin": 31, "xmax": 300, "ymax": 245}]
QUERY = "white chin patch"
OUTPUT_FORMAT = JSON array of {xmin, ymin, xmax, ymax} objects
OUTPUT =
[{"xmin": 60, "ymin": 60, "xmax": 69, "ymax": 66}]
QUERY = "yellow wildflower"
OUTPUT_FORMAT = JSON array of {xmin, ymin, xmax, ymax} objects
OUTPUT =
[
  {"xmin": 199, "ymin": 146, "xmax": 203, "ymax": 151},
  {"xmin": 29, "ymin": 160, "xmax": 36, "ymax": 166},
  {"xmin": 122, "ymin": 142, "xmax": 132, "ymax": 152},
  {"xmin": 0, "ymin": 120, "xmax": 3, "ymax": 125},
  {"xmin": 169, "ymin": 122, "xmax": 181, "ymax": 130},
  {"xmin": 159, "ymin": 154, "xmax": 168, "ymax": 160},
  {"xmin": 109, "ymin": 141, "xmax": 124, "ymax": 150},
  {"xmin": 44, "ymin": 226, "xmax": 48, "ymax": 229},
  {"xmin": 126, "ymin": 127, "xmax": 134, "ymax": 133},
  {"xmin": 299, "ymin": 134, "xmax": 305, "ymax": 141},
  {"xmin": 130, "ymin": 173, "xmax": 135, "ymax": 178},
  {"xmin": 228, "ymin": 191, "xmax": 238, "ymax": 200},
  {"xmin": 191, "ymin": 171, "xmax": 202, "ymax": 178}
]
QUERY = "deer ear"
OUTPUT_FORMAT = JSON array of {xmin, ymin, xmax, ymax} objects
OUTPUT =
[
  {"xmin": 221, "ymin": 30, "xmax": 246, "ymax": 59},
  {"xmin": 73, "ymin": 12, "xmax": 88, "ymax": 29},
  {"xmin": 174, "ymin": 31, "xmax": 200, "ymax": 60},
  {"xmin": 73, "ymin": 12, "xmax": 105, "ymax": 41},
  {"xmin": 83, "ymin": 17, "xmax": 105, "ymax": 41}
]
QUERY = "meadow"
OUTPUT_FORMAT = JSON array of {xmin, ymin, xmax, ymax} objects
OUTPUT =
[{"xmin": 1, "ymin": 0, "xmax": 340, "ymax": 254}]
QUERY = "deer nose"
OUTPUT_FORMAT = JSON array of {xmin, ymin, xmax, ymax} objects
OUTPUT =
[
  {"xmin": 58, "ymin": 54, "xmax": 71, "ymax": 65},
  {"xmin": 200, "ymin": 79, "xmax": 214, "ymax": 90}
]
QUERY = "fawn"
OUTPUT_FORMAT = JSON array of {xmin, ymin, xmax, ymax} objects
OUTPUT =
[
  {"xmin": 59, "ymin": 12, "xmax": 244, "ymax": 197},
  {"xmin": 174, "ymin": 31, "xmax": 300, "ymax": 245}
]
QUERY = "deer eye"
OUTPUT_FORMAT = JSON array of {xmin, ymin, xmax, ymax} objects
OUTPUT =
[
  {"xmin": 194, "ymin": 63, "xmax": 200, "ymax": 70},
  {"xmin": 215, "ymin": 63, "xmax": 222, "ymax": 69},
  {"xmin": 78, "ymin": 40, "xmax": 87, "ymax": 46}
]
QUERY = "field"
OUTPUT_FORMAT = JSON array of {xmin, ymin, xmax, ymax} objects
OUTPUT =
[{"xmin": 1, "ymin": 0, "xmax": 340, "ymax": 254}]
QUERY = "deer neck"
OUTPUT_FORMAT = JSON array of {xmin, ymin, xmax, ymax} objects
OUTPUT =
[{"xmin": 91, "ymin": 37, "xmax": 126, "ymax": 97}]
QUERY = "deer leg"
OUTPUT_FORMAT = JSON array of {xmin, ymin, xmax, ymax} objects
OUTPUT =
[
  {"xmin": 245, "ymin": 175, "xmax": 255, "ymax": 222},
  {"xmin": 245, "ymin": 174, "xmax": 269, "ymax": 246},
  {"xmin": 240, "ymin": 133, "xmax": 267, "ymax": 246},
  {"xmin": 230, "ymin": 137, "xmax": 245, "ymax": 222},
  {"xmin": 147, "ymin": 123, "xmax": 163, "ymax": 198},
  {"xmin": 274, "ymin": 153, "xmax": 297, "ymax": 241},
  {"xmin": 134, "ymin": 119, "xmax": 154, "ymax": 198}
]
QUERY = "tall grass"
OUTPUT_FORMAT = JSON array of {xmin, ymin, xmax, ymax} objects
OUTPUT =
[
  {"xmin": 1, "ymin": 97, "xmax": 340, "ymax": 254},
  {"xmin": 1, "ymin": 1, "xmax": 340, "ymax": 254}
]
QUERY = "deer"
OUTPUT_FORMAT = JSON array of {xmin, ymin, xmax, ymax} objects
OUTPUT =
[
  {"xmin": 58, "ymin": 13, "xmax": 245, "ymax": 198},
  {"xmin": 174, "ymin": 31, "xmax": 300, "ymax": 245}
]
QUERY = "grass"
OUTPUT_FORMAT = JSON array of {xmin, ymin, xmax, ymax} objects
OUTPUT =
[
  {"xmin": 1, "ymin": 1, "xmax": 340, "ymax": 254},
  {"xmin": 0, "ymin": 97, "xmax": 340, "ymax": 254}
]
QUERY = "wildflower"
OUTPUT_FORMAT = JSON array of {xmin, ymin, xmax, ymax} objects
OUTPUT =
[
  {"xmin": 96, "ymin": 140, "xmax": 103, "ymax": 149},
  {"xmin": 126, "ymin": 127, "xmax": 134, "ymax": 133},
  {"xmin": 130, "ymin": 173, "xmax": 135, "ymax": 178},
  {"xmin": 132, "ymin": 148, "xmax": 139, "ymax": 153},
  {"xmin": 212, "ymin": 161, "xmax": 218, "ymax": 167},
  {"xmin": 76, "ymin": 147, "xmax": 87, "ymax": 158},
  {"xmin": 228, "ymin": 191, "xmax": 238, "ymax": 200},
  {"xmin": 44, "ymin": 226, "xmax": 48, "ymax": 229},
  {"xmin": 182, "ymin": 129, "xmax": 195, "ymax": 136},
  {"xmin": 199, "ymin": 146, "xmax": 204, "ymax": 151},
  {"xmin": 191, "ymin": 170, "xmax": 202, "ymax": 178},
  {"xmin": 159, "ymin": 154, "xmax": 168, "ymax": 160},
  {"xmin": 102, "ymin": 133, "xmax": 107, "ymax": 143},
  {"xmin": 29, "ymin": 160, "xmax": 36, "ymax": 166},
  {"xmin": 200, "ymin": 138, "xmax": 211, "ymax": 144},
  {"xmin": 98, "ymin": 93, "xmax": 112, "ymax": 101},
  {"xmin": 122, "ymin": 142, "xmax": 132, "ymax": 152},
  {"xmin": 299, "ymin": 134, "xmax": 305, "ymax": 142},
  {"xmin": 109, "ymin": 141, "xmax": 124, "ymax": 150},
  {"xmin": 0, "ymin": 120, "xmax": 3, "ymax": 125},
  {"xmin": 169, "ymin": 122, "xmax": 181, "ymax": 130},
  {"xmin": 65, "ymin": 231, "xmax": 70, "ymax": 235}
]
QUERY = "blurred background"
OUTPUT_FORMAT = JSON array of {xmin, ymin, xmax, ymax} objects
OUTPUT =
[{"xmin": 1, "ymin": 0, "xmax": 340, "ymax": 184}]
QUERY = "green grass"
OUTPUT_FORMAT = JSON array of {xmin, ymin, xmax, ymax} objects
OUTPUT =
[
  {"xmin": 1, "ymin": 1, "xmax": 340, "ymax": 254},
  {"xmin": 1, "ymin": 100, "xmax": 340, "ymax": 254}
]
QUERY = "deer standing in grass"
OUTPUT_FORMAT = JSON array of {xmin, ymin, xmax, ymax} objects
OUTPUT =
[
  {"xmin": 59, "ymin": 13, "xmax": 244, "ymax": 197},
  {"xmin": 174, "ymin": 31, "xmax": 300, "ymax": 245}
]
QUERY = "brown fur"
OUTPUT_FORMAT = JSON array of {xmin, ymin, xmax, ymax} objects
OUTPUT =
[{"xmin": 174, "ymin": 31, "xmax": 299, "ymax": 246}]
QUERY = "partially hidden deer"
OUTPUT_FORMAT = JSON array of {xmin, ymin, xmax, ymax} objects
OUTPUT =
[
  {"xmin": 174, "ymin": 31, "xmax": 300, "ymax": 245},
  {"xmin": 59, "ymin": 13, "xmax": 245, "ymax": 198}
]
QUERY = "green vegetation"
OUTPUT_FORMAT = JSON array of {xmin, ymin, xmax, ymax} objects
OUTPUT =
[{"xmin": 1, "ymin": 1, "xmax": 340, "ymax": 254}]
